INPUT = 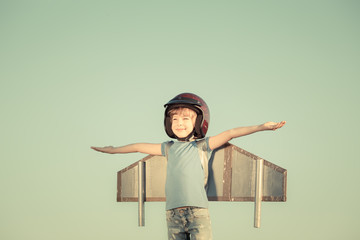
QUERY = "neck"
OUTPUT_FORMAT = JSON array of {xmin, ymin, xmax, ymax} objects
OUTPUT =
[
  {"xmin": 178, "ymin": 136, "xmax": 196, "ymax": 142},
  {"xmin": 176, "ymin": 130, "xmax": 196, "ymax": 142}
]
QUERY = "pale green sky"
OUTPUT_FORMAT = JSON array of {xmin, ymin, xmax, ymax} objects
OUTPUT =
[{"xmin": 1, "ymin": 1, "xmax": 359, "ymax": 239}]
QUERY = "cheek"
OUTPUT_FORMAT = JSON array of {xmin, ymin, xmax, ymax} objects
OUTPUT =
[{"xmin": 188, "ymin": 121, "xmax": 195, "ymax": 129}]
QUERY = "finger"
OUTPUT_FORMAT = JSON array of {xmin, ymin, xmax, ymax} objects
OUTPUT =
[
  {"xmin": 276, "ymin": 121, "xmax": 286, "ymax": 129},
  {"xmin": 92, "ymin": 147, "xmax": 103, "ymax": 152},
  {"xmin": 272, "ymin": 122, "xmax": 282, "ymax": 130}
]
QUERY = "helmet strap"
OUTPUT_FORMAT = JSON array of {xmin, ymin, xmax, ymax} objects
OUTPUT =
[{"xmin": 176, "ymin": 129, "xmax": 196, "ymax": 142}]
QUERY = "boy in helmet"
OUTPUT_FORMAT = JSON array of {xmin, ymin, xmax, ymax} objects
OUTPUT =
[{"xmin": 92, "ymin": 93, "xmax": 286, "ymax": 240}]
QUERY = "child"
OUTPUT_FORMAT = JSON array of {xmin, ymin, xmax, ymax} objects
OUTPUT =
[{"xmin": 91, "ymin": 93, "xmax": 286, "ymax": 240}]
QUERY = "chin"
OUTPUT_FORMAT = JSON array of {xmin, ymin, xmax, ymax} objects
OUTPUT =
[{"xmin": 176, "ymin": 134, "xmax": 191, "ymax": 139}]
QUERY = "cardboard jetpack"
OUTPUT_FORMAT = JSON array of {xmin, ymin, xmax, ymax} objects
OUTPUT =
[{"xmin": 117, "ymin": 143, "xmax": 287, "ymax": 228}]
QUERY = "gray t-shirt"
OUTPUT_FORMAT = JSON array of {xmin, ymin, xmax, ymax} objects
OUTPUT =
[{"xmin": 161, "ymin": 137, "xmax": 213, "ymax": 210}]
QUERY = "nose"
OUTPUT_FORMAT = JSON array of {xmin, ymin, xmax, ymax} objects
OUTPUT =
[{"xmin": 178, "ymin": 119, "xmax": 183, "ymax": 126}]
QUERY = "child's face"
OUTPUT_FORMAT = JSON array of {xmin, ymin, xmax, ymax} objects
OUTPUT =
[{"xmin": 170, "ymin": 108, "xmax": 196, "ymax": 139}]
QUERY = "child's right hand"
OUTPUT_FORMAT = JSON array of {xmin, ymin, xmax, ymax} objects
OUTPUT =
[{"xmin": 91, "ymin": 146, "xmax": 115, "ymax": 154}]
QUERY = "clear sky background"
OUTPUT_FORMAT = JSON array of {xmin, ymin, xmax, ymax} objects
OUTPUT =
[{"xmin": 1, "ymin": 0, "xmax": 359, "ymax": 239}]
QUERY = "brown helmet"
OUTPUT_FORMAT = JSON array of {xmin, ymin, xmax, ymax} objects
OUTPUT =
[{"xmin": 164, "ymin": 93, "xmax": 210, "ymax": 140}]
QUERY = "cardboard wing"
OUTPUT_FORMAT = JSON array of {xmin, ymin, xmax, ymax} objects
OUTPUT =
[{"xmin": 117, "ymin": 143, "xmax": 287, "ymax": 227}]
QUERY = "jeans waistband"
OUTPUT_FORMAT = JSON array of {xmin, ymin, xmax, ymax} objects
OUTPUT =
[{"xmin": 167, "ymin": 206, "xmax": 204, "ymax": 214}]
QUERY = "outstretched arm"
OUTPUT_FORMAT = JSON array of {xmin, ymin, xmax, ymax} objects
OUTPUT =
[
  {"xmin": 209, "ymin": 121, "xmax": 286, "ymax": 150},
  {"xmin": 91, "ymin": 143, "xmax": 162, "ymax": 156}
]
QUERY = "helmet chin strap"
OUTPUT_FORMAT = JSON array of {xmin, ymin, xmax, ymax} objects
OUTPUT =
[{"xmin": 176, "ymin": 129, "xmax": 196, "ymax": 142}]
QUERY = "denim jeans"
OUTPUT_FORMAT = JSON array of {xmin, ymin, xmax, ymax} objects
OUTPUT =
[{"xmin": 166, "ymin": 207, "xmax": 212, "ymax": 240}]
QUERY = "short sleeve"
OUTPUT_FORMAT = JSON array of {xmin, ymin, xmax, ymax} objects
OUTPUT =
[
  {"xmin": 161, "ymin": 141, "xmax": 174, "ymax": 157},
  {"xmin": 205, "ymin": 137, "xmax": 212, "ymax": 153},
  {"xmin": 196, "ymin": 137, "xmax": 213, "ymax": 160},
  {"xmin": 161, "ymin": 142, "xmax": 167, "ymax": 156}
]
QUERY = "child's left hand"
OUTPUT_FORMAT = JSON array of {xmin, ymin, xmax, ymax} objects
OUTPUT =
[{"xmin": 263, "ymin": 121, "xmax": 286, "ymax": 131}]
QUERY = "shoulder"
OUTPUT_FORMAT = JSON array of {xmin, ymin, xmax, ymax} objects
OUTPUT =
[
  {"xmin": 195, "ymin": 137, "xmax": 212, "ymax": 152},
  {"xmin": 162, "ymin": 140, "xmax": 174, "ymax": 147}
]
